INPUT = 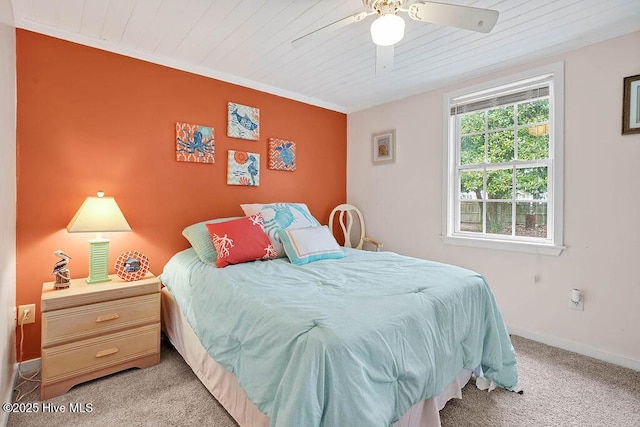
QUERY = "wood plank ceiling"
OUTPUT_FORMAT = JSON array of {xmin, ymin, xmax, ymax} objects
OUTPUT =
[{"xmin": 10, "ymin": 0, "xmax": 640, "ymax": 113}]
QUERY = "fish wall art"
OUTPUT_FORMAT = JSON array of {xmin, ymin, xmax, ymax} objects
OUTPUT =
[{"xmin": 227, "ymin": 102, "xmax": 260, "ymax": 141}]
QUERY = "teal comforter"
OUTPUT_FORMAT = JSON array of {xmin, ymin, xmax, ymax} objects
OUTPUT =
[{"xmin": 160, "ymin": 248, "xmax": 518, "ymax": 427}]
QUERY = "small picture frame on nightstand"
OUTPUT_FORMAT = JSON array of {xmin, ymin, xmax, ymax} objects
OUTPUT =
[{"xmin": 115, "ymin": 250, "xmax": 150, "ymax": 281}]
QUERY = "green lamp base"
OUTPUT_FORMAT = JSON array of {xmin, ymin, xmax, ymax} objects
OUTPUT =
[{"xmin": 87, "ymin": 238, "xmax": 111, "ymax": 284}]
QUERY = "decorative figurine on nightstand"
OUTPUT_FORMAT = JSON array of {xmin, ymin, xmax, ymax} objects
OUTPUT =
[{"xmin": 52, "ymin": 250, "xmax": 72, "ymax": 289}]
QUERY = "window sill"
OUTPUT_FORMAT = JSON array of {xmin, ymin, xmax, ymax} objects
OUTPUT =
[{"xmin": 441, "ymin": 235, "xmax": 565, "ymax": 256}]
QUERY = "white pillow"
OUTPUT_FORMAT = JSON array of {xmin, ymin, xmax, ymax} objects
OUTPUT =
[
  {"xmin": 279, "ymin": 226, "xmax": 345, "ymax": 266},
  {"xmin": 240, "ymin": 203, "xmax": 321, "ymax": 257}
]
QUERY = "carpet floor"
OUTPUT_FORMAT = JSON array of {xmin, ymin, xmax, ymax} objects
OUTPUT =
[{"xmin": 8, "ymin": 335, "xmax": 640, "ymax": 426}]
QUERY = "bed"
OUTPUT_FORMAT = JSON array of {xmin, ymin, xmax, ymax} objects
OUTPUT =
[{"xmin": 159, "ymin": 240, "xmax": 519, "ymax": 427}]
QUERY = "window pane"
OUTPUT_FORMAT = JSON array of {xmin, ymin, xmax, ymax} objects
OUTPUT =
[
  {"xmin": 517, "ymin": 128, "xmax": 549, "ymax": 160},
  {"xmin": 488, "ymin": 130, "xmax": 514, "ymax": 163},
  {"xmin": 518, "ymin": 99, "xmax": 549, "ymax": 126},
  {"xmin": 486, "ymin": 202, "xmax": 512, "ymax": 235},
  {"xmin": 460, "ymin": 170, "xmax": 483, "ymax": 199},
  {"xmin": 487, "ymin": 105, "xmax": 514, "ymax": 130},
  {"xmin": 460, "ymin": 134, "xmax": 484, "ymax": 165},
  {"xmin": 486, "ymin": 169, "xmax": 512, "ymax": 200},
  {"xmin": 460, "ymin": 201, "xmax": 482, "ymax": 233},
  {"xmin": 447, "ymin": 68, "xmax": 561, "ymax": 248},
  {"xmin": 516, "ymin": 201, "xmax": 548, "ymax": 238},
  {"xmin": 460, "ymin": 111, "xmax": 484, "ymax": 134},
  {"xmin": 516, "ymin": 167, "xmax": 547, "ymax": 200}
]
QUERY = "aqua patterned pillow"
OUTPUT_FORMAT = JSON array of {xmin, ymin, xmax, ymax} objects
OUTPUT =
[
  {"xmin": 182, "ymin": 217, "xmax": 241, "ymax": 265},
  {"xmin": 240, "ymin": 203, "xmax": 321, "ymax": 257}
]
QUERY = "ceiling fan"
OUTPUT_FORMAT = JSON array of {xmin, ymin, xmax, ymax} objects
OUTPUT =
[{"xmin": 292, "ymin": 1, "xmax": 499, "ymax": 75}]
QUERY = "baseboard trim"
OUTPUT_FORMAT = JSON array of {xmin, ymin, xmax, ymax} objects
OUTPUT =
[
  {"xmin": 508, "ymin": 325, "xmax": 640, "ymax": 372},
  {"xmin": 1, "ymin": 362, "xmax": 18, "ymax": 427}
]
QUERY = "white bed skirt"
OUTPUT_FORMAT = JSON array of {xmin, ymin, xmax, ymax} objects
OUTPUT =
[{"xmin": 161, "ymin": 287, "xmax": 471, "ymax": 427}]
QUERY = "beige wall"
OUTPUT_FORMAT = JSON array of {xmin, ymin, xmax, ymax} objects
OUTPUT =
[
  {"xmin": 0, "ymin": 0, "xmax": 16, "ymax": 420},
  {"xmin": 347, "ymin": 31, "xmax": 640, "ymax": 369}
]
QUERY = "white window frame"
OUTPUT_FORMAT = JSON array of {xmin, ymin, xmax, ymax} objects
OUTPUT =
[{"xmin": 442, "ymin": 62, "xmax": 565, "ymax": 256}]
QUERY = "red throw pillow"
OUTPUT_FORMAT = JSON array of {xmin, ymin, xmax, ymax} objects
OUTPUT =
[{"xmin": 206, "ymin": 213, "xmax": 277, "ymax": 267}]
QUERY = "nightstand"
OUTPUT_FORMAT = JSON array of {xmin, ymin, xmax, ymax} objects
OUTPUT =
[{"xmin": 40, "ymin": 273, "xmax": 161, "ymax": 400}]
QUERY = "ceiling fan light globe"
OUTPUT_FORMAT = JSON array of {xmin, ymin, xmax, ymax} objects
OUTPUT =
[{"xmin": 370, "ymin": 14, "xmax": 405, "ymax": 46}]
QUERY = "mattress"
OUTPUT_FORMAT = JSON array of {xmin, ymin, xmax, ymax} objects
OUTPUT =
[{"xmin": 161, "ymin": 287, "xmax": 472, "ymax": 427}]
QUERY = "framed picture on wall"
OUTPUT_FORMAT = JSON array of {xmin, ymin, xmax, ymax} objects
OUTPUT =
[
  {"xmin": 227, "ymin": 150, "xmax": 260, "ymax": 186},
  {"xmin": 622, "ymin": 74, "xmax": 640, "ymax": 135},
  {"xmin": 175, "ymin": 122, "xmax": 215, "ymax": 163},
  {"xmin": 268, "ymin": 138, "xmax": 296, "ymax": 171},
  {"xmin": 228, "ymin": 102, "xmax": 260, "ymax": 140},
  {"xmin": 372, "ymin": 129, "xmax": 396, "ymax": 165}
]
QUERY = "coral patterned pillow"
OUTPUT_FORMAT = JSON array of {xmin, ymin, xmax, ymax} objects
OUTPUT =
[{"xmin": 205, "ymin": 213, "xmax": 277, "ymax": 268}]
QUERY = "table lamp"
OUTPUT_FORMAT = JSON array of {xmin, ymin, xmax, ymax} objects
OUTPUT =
[{"xmin": 67, "ymin": 191, "xmax": 132, "ymax": 283}]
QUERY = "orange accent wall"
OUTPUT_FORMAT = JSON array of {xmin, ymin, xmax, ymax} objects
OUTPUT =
[{"xmin": 15, "ymin": 30, "xmax": 346, "ymax": 360}]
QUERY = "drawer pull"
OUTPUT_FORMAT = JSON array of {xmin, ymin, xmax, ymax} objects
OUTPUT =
[
  {"xmin": 95, "ymin": 313, "xmax": 120, "ymax": 323},
  {"xmin": 95, "ymin": 348, "xmax": 119, "ymax": 358}
]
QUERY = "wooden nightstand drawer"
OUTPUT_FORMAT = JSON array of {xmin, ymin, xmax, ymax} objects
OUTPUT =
[
  {"xmin": 42, "ymin": 293, "xmax": 160, "ymax": 347},
  {"xmin": 42, "ymin": 323, "xmax": 160, "ymax": 384},
  {"xmin": 41, "ymin": 274, "xmax": 161, "ymax": 400},
  {"xmin": 41, "ymin": 274, "xmax": 160, "ymax": 312}
]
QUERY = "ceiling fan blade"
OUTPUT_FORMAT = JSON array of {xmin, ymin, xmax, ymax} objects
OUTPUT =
[
  {"xmin": 292, "ymin": 11, "xmax": 372, "ymax": 47},
  {"xmin": 376, "ymin": 45, "xmax": 394, "ymax": 75},
  {"xmin": 408, "ymin": 1, "xmax": 499, "ymax": 33}
]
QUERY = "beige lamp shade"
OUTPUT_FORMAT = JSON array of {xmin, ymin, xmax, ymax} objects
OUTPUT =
[
  {"xmin": 67, "ymin": 192, "xmax": 131, "ymax": 284},
  {"xmin": 67, "ymin": 192, "xmax": 131, "ymax": 233}
]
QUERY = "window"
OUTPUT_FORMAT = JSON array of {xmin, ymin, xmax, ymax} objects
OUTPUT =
[{"xmin": 443, "ymin": 63, "xmax": 564, "ymax": 255}]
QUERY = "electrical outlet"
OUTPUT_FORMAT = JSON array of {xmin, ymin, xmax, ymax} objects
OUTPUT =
[
  {"xmin": 569, "ymin": 299, "xmax": 584, "ymax": 311},
  {"xmin": 569, "ymin": 289, "xmax": 584, "ymax": 311},
  {"xmin": 17, "ymin": 304, "xmax": 36, "ymax": 325}
]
